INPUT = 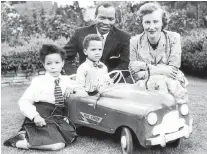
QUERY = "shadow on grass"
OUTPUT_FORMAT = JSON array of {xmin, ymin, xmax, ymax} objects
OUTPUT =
[{"xmin": 77, "ymin": 126, "xmax": 119, "ymax": 142}]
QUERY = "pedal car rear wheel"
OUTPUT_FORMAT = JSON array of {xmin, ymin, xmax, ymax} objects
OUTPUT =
[
  {"xmin": 121, "ymin": 127, "xmax": 133, "ymax": 154},
  {"xmin": 167, "ymin": 139, "xmax": 180, "ymax": 147}
]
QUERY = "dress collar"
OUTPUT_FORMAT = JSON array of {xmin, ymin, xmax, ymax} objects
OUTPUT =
[{"xmin": 45, "ymin": 72, "xmax": 62, "ymax": 81}]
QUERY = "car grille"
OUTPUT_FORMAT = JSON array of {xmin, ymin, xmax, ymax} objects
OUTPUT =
[{"xmin": 152, "ymin": 111, "xmax": 185, "ymax": 136}]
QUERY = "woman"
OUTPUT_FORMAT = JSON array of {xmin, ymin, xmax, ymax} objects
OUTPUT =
[{"xmin": 129, "ymin": 2, "xmax": 188, "ymax": 103}]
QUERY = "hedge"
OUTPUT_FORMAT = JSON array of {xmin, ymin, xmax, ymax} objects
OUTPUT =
[
  {"xmin": 1, "ymin": 29, "xmax": 207, "ymax": 78},
  {"xmin": 1, "ymin": 35, "xmax": 78, "ymax": 75},
  {"xmin": 181, "ymin": 28, "xmax": 207, "ymax": 77}
]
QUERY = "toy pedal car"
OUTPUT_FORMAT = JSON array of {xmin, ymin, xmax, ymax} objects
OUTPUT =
[{"xmin": 66, "ymin": 70, "xmax": 193, "ymax": 154}]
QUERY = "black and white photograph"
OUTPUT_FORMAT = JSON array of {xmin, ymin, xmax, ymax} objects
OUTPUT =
[{"xmin": 1, "ymin": 1, "xmax": 207, "ymax": 154}]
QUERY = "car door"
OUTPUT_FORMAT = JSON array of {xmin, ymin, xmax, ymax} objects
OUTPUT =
[{"xmin": 76, "ymin": 96, "xmax": 103, "ymax": 127}]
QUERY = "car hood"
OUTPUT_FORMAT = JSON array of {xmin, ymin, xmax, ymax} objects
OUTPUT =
[{"xmin": 99, "ymin": 84, "xmax": 175, "ymax": 116}]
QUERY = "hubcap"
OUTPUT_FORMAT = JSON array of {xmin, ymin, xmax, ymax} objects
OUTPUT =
[{"xmin": 121, "ymin": 136, "xmax": 127, "ymax": 149}]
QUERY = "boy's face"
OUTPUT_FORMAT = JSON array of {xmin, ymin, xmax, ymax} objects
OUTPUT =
[
  {"xmin": 43, "ymin": 53, "xmax": 64, "ymax": 78},
  {"xmin": 84, "ymin": 40, "xmax": 103, "ymax": 62}
]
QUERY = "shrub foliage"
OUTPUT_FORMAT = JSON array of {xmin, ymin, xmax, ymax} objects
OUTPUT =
[
  {"xmin": 181, "ymin": 29, "xmax": 207, "ymax": 77},
  {"xmin": 1, "ymin": 1, "xmax": 207, "ymax": 77},
  {"xmin": 1, "ymin": 36, "xmax": 79, "ymax": 74}
]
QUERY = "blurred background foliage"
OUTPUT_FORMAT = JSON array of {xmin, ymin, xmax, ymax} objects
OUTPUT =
[{"xmin": 1, "ymin": 1, "xmax": 207, "ymax": 77}]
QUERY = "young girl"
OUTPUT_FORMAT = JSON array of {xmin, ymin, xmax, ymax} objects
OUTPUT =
[
  {"xmin": 75, "ymin": 34, "xmax": 112, "ymax": 97},
  {"xmin": 4, "ymin": 44, "xmax": 77, "ymax": 150}
]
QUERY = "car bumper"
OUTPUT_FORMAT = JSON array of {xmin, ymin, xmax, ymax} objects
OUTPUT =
[{"xmin": 145, "ymin": 118, "xmax": 193, "ymax": 147}]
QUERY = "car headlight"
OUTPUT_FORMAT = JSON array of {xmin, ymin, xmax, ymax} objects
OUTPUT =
[
  {"xmin": 180, "ymin": 104, "xmax": 189, "ymax": 115},
  {"xmin": 147, "ymin": 112, "xmax": 157, "ymax": 125}
]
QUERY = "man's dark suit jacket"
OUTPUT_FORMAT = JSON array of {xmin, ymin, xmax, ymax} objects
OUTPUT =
[{"xmin": 63, "ymin": 24, "xmax": 131, "ymax": 74}]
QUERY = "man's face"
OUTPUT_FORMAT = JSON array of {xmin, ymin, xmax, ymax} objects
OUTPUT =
[{"xmin": 95, "ymin": 6, "xmax": 116, "ymax": 35}]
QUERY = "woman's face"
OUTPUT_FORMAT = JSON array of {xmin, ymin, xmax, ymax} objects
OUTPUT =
[{"xmin": 142, "ymin": 10, "xmax": 163, "ymax": 41}]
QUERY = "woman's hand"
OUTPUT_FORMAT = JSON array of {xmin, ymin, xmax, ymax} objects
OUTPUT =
[
  {"xmin": 158, "ymin": 65, "xmax": 178, "ymax": 79},
  {"xmin": 129, "ymin": 61, "xmax": 147, "ymax": 74},
  {"xmin": 132, "ymin": 71, "xmax": 147, "ymax": 81},
  {"xmin": 64, "ymin": 88, "xmax": 73, "ymax": 99},
  {"xmin": 33, "ymin": 114, "xmax": 46, "ymax": 127}
]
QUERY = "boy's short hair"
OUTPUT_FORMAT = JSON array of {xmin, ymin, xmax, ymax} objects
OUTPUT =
[
  {"xmin": 39, "ymin": 44, "xmax": 66, "ymax": 62},
  {"xmin": 83, "ymin": 34, "xmax": 102, "ymax": 50}
]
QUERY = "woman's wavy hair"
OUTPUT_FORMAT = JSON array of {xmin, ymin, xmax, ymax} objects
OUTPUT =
[{"xmin": 137, "ymin": 2, "xmax": 169, "ymax": 30}]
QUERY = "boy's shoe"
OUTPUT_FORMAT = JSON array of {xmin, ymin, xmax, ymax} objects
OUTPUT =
[{"xmin": 3, "ymin": 131, "xmax": 26, "ymax": 147}]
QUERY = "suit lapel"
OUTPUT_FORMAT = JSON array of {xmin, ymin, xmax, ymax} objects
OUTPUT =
[
  {"xmin": 88, "ymin": 25, "xmax": 97, "ymax": 34},
  {"xmin": 102, "ymin": 29, "xmax": 116, "ymax": 61},
  {"xmin": 80, "ymin": 25, "xmax": 96, "ymax": 49}
]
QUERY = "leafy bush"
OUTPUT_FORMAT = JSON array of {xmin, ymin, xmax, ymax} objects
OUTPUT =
[
  {"xmin": 181, "ymin": 29, "xmax": 207, "ymax": 77},
  {"xmin": 168, "ymin": 11, "xmax": 197, "ymax": 34},
  {"xmin": 1, "ymin": 2, "xmax": 24, "ymax": 46},
  {"xmin": 1, "ymin": 35, "xmax": 78, "ymax": 74},
  {"xmin": 1, "ymin": 2, "xmax": 86, "ymax": 44}
]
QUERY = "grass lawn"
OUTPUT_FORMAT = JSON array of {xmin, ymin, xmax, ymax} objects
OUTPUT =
[{"xmin": 1, "ymin": 76, "xmax": 207, "ymax": 154}]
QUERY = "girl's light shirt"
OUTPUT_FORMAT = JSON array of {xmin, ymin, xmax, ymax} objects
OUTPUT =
[
  {"xmin": 75, "ymin": 59, "xmax": 110, "ymax": 92},
  {"xmin": 18, "ymin": 73, "xmax": 76, "ymax": 120}
]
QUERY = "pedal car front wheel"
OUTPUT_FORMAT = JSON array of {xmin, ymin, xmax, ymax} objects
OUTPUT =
[
  {"xmin": 167, "ymin": 139, "xmax": 181, "ymax": 147},
  {"xmin": 120, "ymin": 127, "xmax": 133, "ymax": 154}
]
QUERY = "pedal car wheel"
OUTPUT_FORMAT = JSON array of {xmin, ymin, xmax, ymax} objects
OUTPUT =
[
  {"xmin": 121, "ymin": 127, "xmax": 133, "ymax": 154},
  {"xmin": 167, "ymin": 139, "xmax": 180, "ymax": 147}
]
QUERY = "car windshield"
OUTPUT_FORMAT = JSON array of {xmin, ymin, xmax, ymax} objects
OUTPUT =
[{"xmin": 107, "ymin": 70, "xmax": 134, "ymax": 84}]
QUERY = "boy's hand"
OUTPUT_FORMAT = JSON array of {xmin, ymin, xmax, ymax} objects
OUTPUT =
[
  {"xmin": 75, "ymin": 90, "xmax": 89, "ymax": 97},
  {"xmin": 64, "ymin": 88, "xmax": 73, "ymax": 99},
  {"xmin": 33, "ymin": 114, "xmax": 46, "ymax": 127},
  {"xmin": 103, "ymin": 79, "xmax": 113, "ymax": 86}
]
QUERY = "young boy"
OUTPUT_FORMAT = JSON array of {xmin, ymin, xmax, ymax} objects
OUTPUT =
[
  {"xmin": 4, "ymin": 44, "xmax": 77, "ymax": 150},
  {"xmin": 75, "ymin": 34, "xmax": 111, "ymax": 96}
]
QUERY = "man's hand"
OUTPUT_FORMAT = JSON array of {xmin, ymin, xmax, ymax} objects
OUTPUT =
[
  {"xmin": 33, "ymin": 114, "xmax": 46, "ymax": 127},
  {"xmin": 64, "ymin": 88, "xmax": 73, "ymax": 99}
]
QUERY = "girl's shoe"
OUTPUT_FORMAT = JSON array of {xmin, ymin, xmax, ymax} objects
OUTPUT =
[{"xmin": 3, "ymin": 131, "xmax": 26, "ymax": 147}]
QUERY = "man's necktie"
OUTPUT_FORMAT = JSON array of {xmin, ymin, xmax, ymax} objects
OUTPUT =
[
  {"xmin": 101, "ymin": 35, "xmax": 105, "ymax": 47},
  {"xmin": 54, "ymin": 78, "xmax": 64, "ymax": 107}
]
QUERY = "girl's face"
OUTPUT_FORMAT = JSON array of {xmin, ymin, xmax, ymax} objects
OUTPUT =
[
  {"xmin": 142, "ymin": 10, "xmax": 163, "ymax": 42},
  {"xmin": 44, "ymin": 53, "xmax": 64, "ymax": 78}
]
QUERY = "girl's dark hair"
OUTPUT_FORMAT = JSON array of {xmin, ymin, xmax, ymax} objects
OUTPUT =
[
  {"xmin": 39, "ymin": 44, "xmax": 66, "ymax": 63},
  {"xmin": 137, "ymin": 2, "xmax": 169, "ymax": 30}
]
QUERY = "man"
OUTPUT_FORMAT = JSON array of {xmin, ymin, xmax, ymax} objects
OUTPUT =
[{"xmin": 63, "ymin": 3, "xmax": 131, "ymax": 74}]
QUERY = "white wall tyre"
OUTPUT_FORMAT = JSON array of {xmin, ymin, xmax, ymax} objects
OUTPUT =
[
  {"xmin": 121, "ymin": 127, "xmax": 133, "ymax": 154},
  {"xmin": 167, "ymin": 139, "xmax": 181, "ymax": 147}
]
